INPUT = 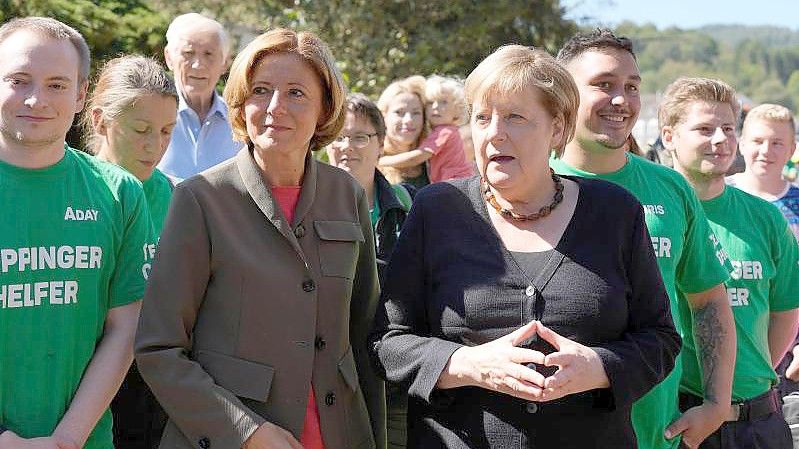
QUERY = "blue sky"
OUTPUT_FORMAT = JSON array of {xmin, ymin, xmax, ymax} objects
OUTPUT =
[{"xmin": 562, "ymin": 0, "xmax": 799, "ymax": 30}]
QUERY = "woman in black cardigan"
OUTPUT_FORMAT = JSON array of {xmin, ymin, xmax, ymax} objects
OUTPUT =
[{"xmin": 368, "ymin": 45, "xmax": 681, "ymax": 449}]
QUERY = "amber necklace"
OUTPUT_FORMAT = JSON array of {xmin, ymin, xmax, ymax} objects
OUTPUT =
[{"xmin": 483, "ymin": 169, "xmax": 564, "ymax": 221}]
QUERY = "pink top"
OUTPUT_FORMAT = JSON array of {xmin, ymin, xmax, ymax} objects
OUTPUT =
[
  {"xmin": 271, "ymin": 185, "xmax": 325, "ymax": 449},
  {"xmin": 421, "ymin": 124, "xmax": 474, "ymax": 183}
]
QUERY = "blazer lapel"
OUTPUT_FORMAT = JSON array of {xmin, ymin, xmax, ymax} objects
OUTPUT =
[
  {"xmin": 236, "ymin": 148, "xmax": 310, "ymax": 267},
  {"xmin": 292, "ymin": 154, "xmax": 317, "ymax": 228}
]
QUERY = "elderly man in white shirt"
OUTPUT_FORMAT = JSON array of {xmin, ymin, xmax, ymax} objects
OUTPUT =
[{"xmin": 158, "ymin": 13, "xmax": 241, "ymax": 181}]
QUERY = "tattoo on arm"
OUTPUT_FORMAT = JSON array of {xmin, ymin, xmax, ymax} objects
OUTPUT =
[{"xmin": 693, "ymin": 301, "xmax": 726, "ymax": 403}]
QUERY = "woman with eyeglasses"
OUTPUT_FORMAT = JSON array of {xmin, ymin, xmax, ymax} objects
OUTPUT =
[{"xmin": 327, "ymin": 93, "xmax": 413, "ymax": 284}]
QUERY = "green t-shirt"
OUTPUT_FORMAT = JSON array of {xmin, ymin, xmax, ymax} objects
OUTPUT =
[
  {"xmin": 679, "ymin": 186, "xmax": 799, "ymax": 401},
  {"xmin": 0, "ymin": 146, "xmax": 154, "ymax": 449},
  {"xmin": 142, "ymin": 168, "xmax": 174, "ymax": 236},
  {"xmin": 551, "ymin": 153, "xmax": 731, "ymax": 449}
]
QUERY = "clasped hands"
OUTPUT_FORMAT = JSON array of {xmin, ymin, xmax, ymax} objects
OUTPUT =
[{"xmin": 439, "ymin": 320, "xmax": 610, "ymax": 402}]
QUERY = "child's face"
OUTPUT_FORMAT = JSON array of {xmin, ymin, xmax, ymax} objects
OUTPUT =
[{"xmin": 426, "ymin": 96, "xmax": 459, "ymax": 127}]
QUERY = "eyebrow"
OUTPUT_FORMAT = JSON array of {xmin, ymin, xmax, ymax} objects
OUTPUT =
[{"xmin": 592, "ymin": 72, "xmax": 642, "ymax": 82}]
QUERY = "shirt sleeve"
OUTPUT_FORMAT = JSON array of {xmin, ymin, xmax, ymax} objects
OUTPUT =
[
  {"xmin": 419, "ymin": 128, "xmax": 446, "ymax": 155},
  {"xmin": 769, "ymin": 208, "xmax": 799, "ymax": 312},
  {"xmin": 109, "ymin": 178, "xmax": 155, "ymax": 307},
  {"xmin": 368, "ymin": 191, "xmax": 463, "ymax": 403},
  {"xmin": 675, "ymin": 187, "xmax": 731, "ymax": 294},
  {"xmin": 591, "ymin": 204, "xmax": 682, "ymax": 408}
]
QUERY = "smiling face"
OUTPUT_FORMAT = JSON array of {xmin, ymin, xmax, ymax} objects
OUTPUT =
[
  {"xmin": 739, "ymin": 118, "xmax": 796, "ymax": 180},
  {"xmin": 165, "ymin": 26, "xmax": 227, "ymax": 107},
  {"xmin": 243, "ymin": 52, "xmax": 323, "ymax": 157},
  {"xmin": 565, "ymin": 48, "xmax": 641, "ymax": 153},
  {"xmin": 327, "ymin": 112, "xmax": 381, "ymax": 187},
  {"xmin": 664, "ymin": 100, "xmax": 737, "ymax": 179},
  {"xmin": 472, "ymin": 86, "xmax": 563, "ymax": 193},
  {"xmin": 384, "ymin": 92, "xmax": 424, "ymax": 148},
  {"xmin": 0, "ymin": 30, "xmax": 86, "ymax": 155},
  {"xmin": 97, "ymin": 94, "xmax": 177, "ymax": 181}
]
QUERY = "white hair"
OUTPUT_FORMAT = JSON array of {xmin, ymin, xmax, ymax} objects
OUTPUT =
[{"xmin": 165, "ymin": 13, "xmax": 230, "ymax": 59}]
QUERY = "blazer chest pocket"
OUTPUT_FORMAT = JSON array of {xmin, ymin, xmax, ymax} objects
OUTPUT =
[
  {"xmin": 314, "ymin": 220, "xmax": 364, "ymax": 279},
  {"xmin": 195, "ymin": 350, "xmax": 274, "ymax": 403}
]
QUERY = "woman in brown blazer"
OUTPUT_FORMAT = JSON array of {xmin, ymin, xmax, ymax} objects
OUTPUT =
[{"xmin": 135, "ymin": 29, "xmax": 385, "ymax": 449}]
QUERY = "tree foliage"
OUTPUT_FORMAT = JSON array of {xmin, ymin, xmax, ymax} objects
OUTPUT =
[
  {"xmin": 147, "ymin": 0, "xmax": 577, "ymax": 96},
  {"xmin": 617, "ymin": 21, "xmax": 799, "ymax": 110}
]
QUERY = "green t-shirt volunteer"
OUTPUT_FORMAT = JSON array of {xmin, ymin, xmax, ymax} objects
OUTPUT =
[
  {"xmin": 551, "ymin": 153, "xmax": 731, "ymax": 449},
  {"xmin": 142, "ymin": 168, "xmax": 174, "ymax": 236},
  {"xmin": 679, "ymin": 186, "xmax": 799, "ymax": 401},
  {"xmin": 0, "ymin": 146, "xmax": 154, "ymax": 449}
]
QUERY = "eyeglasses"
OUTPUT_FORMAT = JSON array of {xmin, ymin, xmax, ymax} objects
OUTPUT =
[{"xmin": 331, "ymin": 133, "xmax": 378, "ymax": 149}]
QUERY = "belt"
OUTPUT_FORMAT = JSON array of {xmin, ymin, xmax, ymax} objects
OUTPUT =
[
  {"xmin": 679, "ymin": 389, "xmax": 781, "ymax": 422},
  {"xmin": 726, "ymin": 389, "xmax": 781, "ymax": 422}
]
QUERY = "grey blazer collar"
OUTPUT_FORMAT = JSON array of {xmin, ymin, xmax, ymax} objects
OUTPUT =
[{"xmin": 236, "ymin": 148, "xmax": 318, "ymax": 266}]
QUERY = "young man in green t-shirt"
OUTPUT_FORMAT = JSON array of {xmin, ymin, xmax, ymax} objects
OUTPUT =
[
  {"xmin": 551, "ymin": 29, "xmax": 736, "ymax": 449},
  {"xmin": 0, "ymin": 17, "xmax": 154, "ymax": 449},
  {"xmin": 662, "ymin": 76, "xmax": 799, "ymax": 449}
]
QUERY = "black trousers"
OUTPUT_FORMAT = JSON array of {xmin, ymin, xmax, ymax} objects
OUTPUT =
[
  {"xmin": 111, "ymin": 362, "xmax": 167, "ymax": 449},
  {"xmin": 679, "ymin": 392, "xmax": 792, "ymax": 449}
]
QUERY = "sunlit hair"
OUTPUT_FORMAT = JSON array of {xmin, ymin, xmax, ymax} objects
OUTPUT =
[
  {"xmin": 425, "ymin": 75, "xmax": 468, "ymax": 126},
  {"xmin": 224, "ymin": 28, "xmax": 346, "ymax": 151},
  {"xmin": 377, "ymin": 75, "xmax": 429, "ymax": 149},
  {"xmin": 658, "ymin": 77, "xmax": 739, "ymax": 129},
  {"xmin": 743, "ymin": 103, "xmax": 796, "ymax": 137},
  {"xmin": 346, "ymin": 93, "xmax": 386, "ymax": 142},
  {"xmin": 556, "ymin": 28, "xmax": 635, "ymax": 65},
  {"xmin": 81, "ymin": 55, "xmax": 177, "ymax": 154},
  {"xmin": 0, "ymin": 16, "xmax": 90, "ymax": 83},
  {"xmin": 465, "ymin": 45, "xmax": 578, "ymax": 156},
  {"xmin": 166, "ymin": 13, "xmax": 231, "ymax": 60}
]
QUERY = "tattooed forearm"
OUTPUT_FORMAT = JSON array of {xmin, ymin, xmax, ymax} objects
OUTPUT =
[{"xmin": 693, "ymin": 301, "xmax": 726, "ymax": 403}]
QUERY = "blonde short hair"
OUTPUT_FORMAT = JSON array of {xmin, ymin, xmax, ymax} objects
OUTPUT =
[
  {"xmin": 659, "ymin": 77, "xmax": 740, "ymax": 129},
  {"xmin": 377, "ymin": 75, "xmax": 429, "ymax": 148},
  {"xmin": 743, "ymin": 103, "xmax": 796, "ymax": 137},
  {"xmin": 425, "ymin": 75, "xmax": 468, "ymax": 126},
  {"xmin": 465, "ymin": 45, "xmax": 578, "ymax": 156},
  {"xmin": 223, "ymin": 28, "xmax": 346, "ymax": 151}
]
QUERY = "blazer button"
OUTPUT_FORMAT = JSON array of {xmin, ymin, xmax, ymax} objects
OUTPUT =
[
  {"xmin": 302, "ymin": 280, "xmax": 316, "ymax": 292},
  {"xmin": 525, "ymin": 402, "xmax": 539, "ymax": 414},
  {"xmin": 294, "ymin": 224, "xmax": 306, "ymax": 238},
  {"xmin": 315, "ymin": 336, "xmax": 326, "ymax": 350},
  {"xmin": 325, "ymin": 392, "xmax": 336, "ymax": 406},
  {"xmin": 198, "ymin": 437, "xmax": 211, "ymax": 449}
]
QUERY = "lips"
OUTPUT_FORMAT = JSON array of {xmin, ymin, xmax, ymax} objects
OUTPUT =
[
  {"xmin": 488, "ymin": 154, "xmax": 515, "ymax": 163},
  {"xmin": 17, "ymin": 115, "xmax": 53, "ymax": 122}
]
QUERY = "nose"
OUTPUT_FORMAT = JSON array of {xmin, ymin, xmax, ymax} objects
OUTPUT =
[
  {"xmin": 190, "ymin": 56, "xmax": 202, "ymax": 69},
  {"xmin": 266, "ymin": 91, "xmax": 285, "ymax": 116},
  {"xmin": 711, "ymin": 127, "xmax": 728, "ymax": 145},
  {"xmin": 485, "ymin": 113, "xmax": 506, "ymax": 143},
  {"xmin": 23, "ymin": 84, "xmax": 44, "ymax": 108},
  {"xmin": 401, "ymin": 112, "xmax": 414, "ymax": 124},
  {"xmin": 610, "ymin": 91, "xmax": 627, "ymax": 106}
]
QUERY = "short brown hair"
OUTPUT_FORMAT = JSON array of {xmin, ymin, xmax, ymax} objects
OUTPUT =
[
  {"xmin": 224, "ymin": 28, "xmax": 346, "ymax": 151},
  {"xmin": 0, "ymin": 17, "xmax": 90, "ymax": 83},
  {"xmin": 556, "ymin": 28, "xmax": 635, "ymax": 66},
  {"xmin": 742, "ymin": 103, "xmax": 796, "ymax": 137},
  {"xmin": 466, "ymin": 45, "xmax": 578, "ymax": 156},
  {"xmin": 659, "ymin": 77, "xmax": 739, "ymax": 129}
]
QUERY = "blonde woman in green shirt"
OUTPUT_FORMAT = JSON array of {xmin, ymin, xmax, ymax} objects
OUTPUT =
[
  {"xmin": 84, "ymin": 55, "xmax": 178, "ymax": 236},
  {"xmin": 82, "ymin": 55, "xmax": 178, "ymax": 449}
]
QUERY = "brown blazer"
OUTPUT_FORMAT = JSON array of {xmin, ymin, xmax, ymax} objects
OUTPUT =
[{"xmin": 135, "ymin": 149, "xmax": 385, "ymax": 449}]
